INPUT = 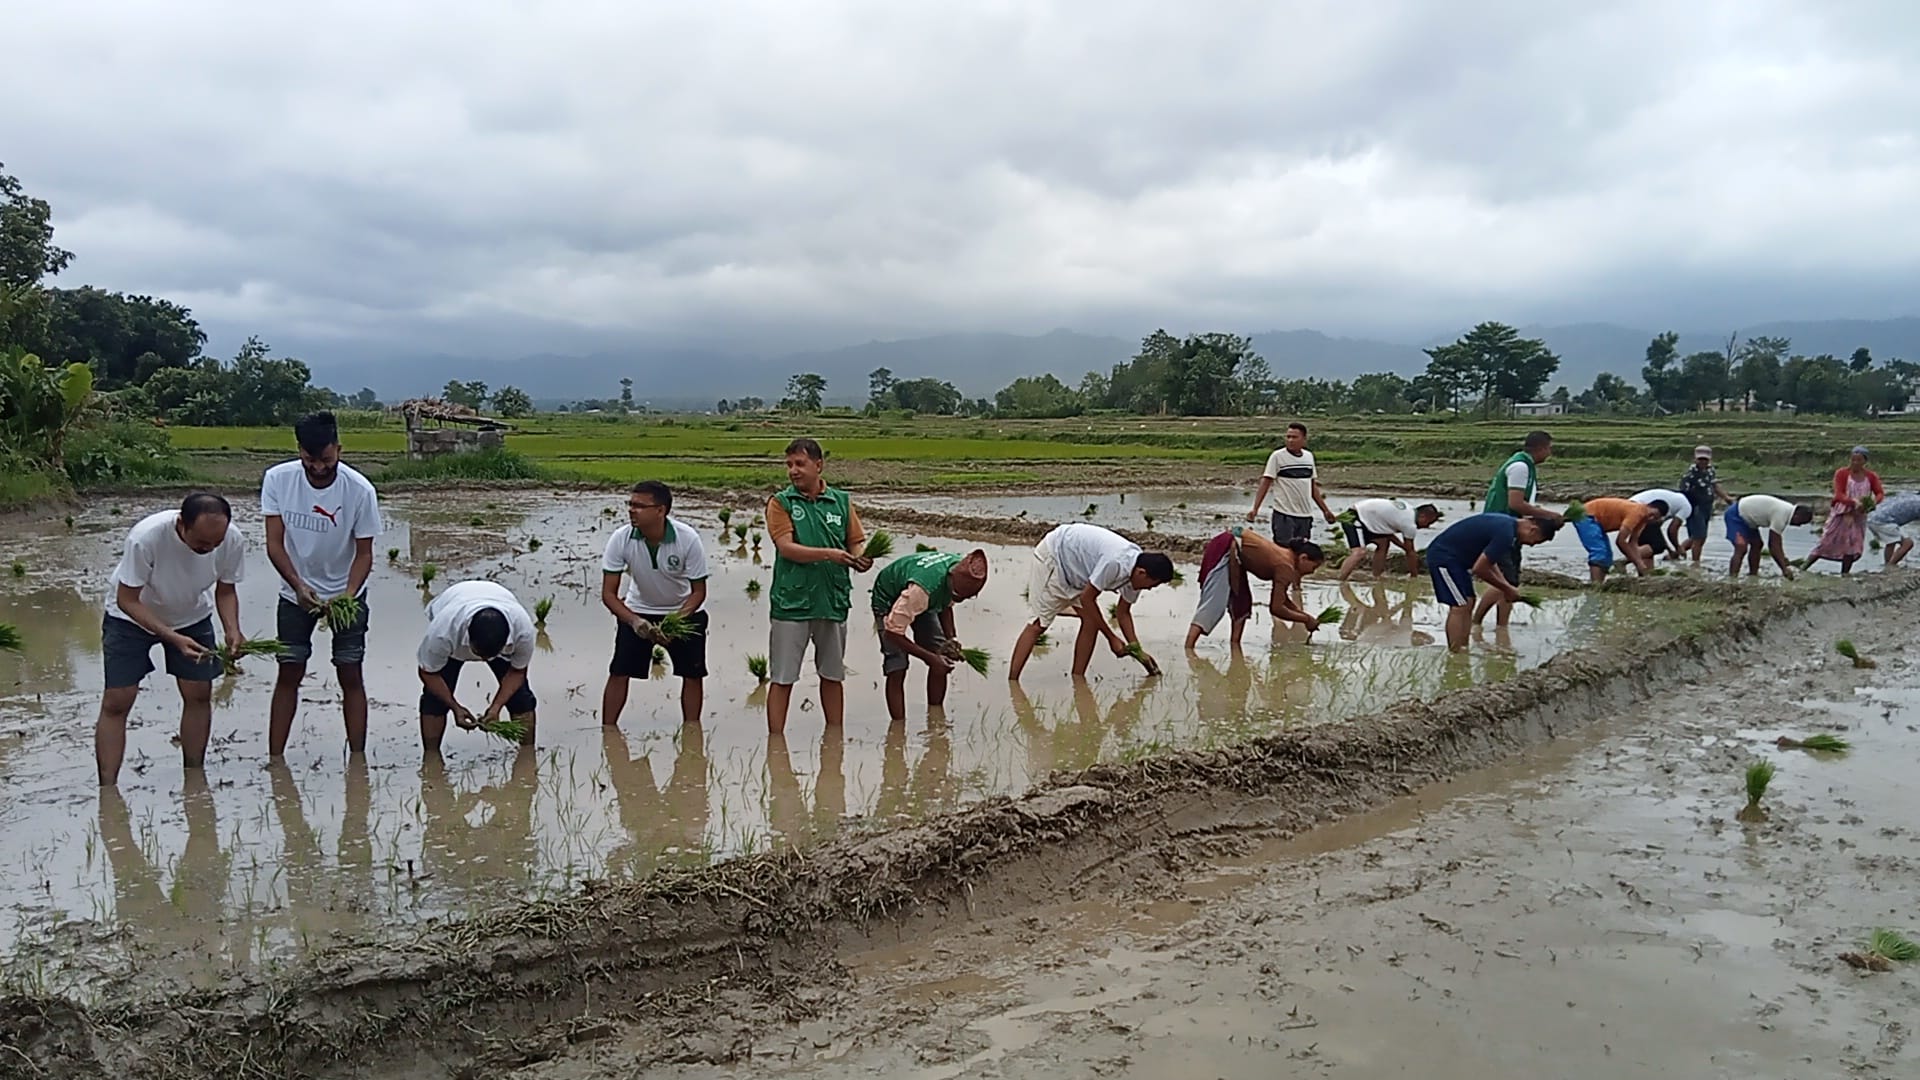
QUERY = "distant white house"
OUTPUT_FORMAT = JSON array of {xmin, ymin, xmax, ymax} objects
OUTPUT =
[{"xmin": 1512, "ymin": 401, "xmax": 1565, "ymax": 417}]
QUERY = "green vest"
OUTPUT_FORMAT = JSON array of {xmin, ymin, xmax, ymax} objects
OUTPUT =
[
  {"xmin": 871, "ymin": 552, "xmax": 960, "ymax": 616},
  {"xmin": 1484, "ymin": 451, "xmax": 1536, "ymax": 516},
  {"xmin": 770, "ymin": 484, "xmax": 854, "ymax": 622}
]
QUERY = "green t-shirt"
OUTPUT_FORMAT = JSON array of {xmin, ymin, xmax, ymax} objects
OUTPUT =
[
  {"xmin": 870, "ymin": 551, "xmax": 960, "ymax": 616},
  {"xmin": 770, "ymin": 484, "xmax": 855, "ymax": 622},
  {"xmin": 1484, "ymin": 451, "xmax": 1537, "ymax": 516}
]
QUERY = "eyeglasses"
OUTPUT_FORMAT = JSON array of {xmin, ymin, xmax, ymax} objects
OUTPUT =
[{"xmin": 626, "ymin": 501, "xmax": 662, "ymax": 510}]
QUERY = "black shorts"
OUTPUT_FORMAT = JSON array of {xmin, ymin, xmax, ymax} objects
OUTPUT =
[
  {"xmin": 276, "ymin": 594, "xmax": 370, "ymax": 667},
  {"xmin": 1271, "ymin": 512, "xmax": 1314, "ymax": 544},
  {"xmin": 1495, "ymin": 543, "xmax": 1522, "ymax": 589},
  {"xmin": 1637, "ymin": 519, "xmax": 1668, "ymax": 556},
  {"xmin": 1341, "ymin": 519, "xmax": 1391, "ymax": 548},
  {"xmin": 610, "ymin": 610, "xmax": 710, "ymax": 679},
  {"xmin": 419, "ymin": 657, "xmax": 537, "ymax": 717},
  {"xmin": 102, "ymin": 614, "xmax": 220, "ymax": 689}
]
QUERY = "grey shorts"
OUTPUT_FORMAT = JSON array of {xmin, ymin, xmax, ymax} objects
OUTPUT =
[
  {"xmin": 875, "ymin": 611, "xmax": 947, "ymax": 676},
  {"xmin": 1190, "ymin": 559, "xmax": 1233, "ymax": 634},
  {"xmin": 1271, "ymin": 512, "xmax": 1313, "ymax": 544},
  {"xmin": 276, "ymin": 594, "xmax": 370, "ymax": 666},
  {"xmin": 102, "ymin": 614, "xmax": 220, "ymax": 689},
  {"xmin": 769, "ymin": 618, "xmax": 848, "ymax": 684}
]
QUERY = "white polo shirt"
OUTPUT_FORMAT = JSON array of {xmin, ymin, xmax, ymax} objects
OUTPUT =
[
  {"xmin": 1044, "ymin": 523, "xmax": 1142, "ymax": 602},
  {"xmin": 1630, "ymin": 488, "xmax": 1690, "ymax": 521},
  {"xmin": 602, "ymin": 518, "xmax": 711, "ymax": 616},
  {"xmin": 1354, "ymin": 497, "xmax": 1419, "ymax": 539},
  {"xmin": 417, "ymin": 580, "xmax": 537, "ymax": 671},
  {"xmin": 106, "ymin": 510, "xmax": 247, "ymax": 629}
]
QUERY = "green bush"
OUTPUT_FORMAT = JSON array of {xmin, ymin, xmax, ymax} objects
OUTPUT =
[
  {"xmin": 376, "ymin": 447, "xmax": 547, "ymax": 482},
  {"xmin": 63, "ymin": 421, "xmax": 189, "ymax": 488}
]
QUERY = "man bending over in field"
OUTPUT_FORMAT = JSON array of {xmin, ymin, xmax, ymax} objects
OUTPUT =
[
  {"xmin": 1336, "ymin": 498, "xmax": 1441, "ymax": 582},
  {"xmin": 1427, "ymin": 512, "xmax": 1559, "ymax": 652},
  {"xmin": 1188, "ymin": 529, "xmax": 1331, "ymax": 648},
  {"xmin": 1009, "ymin": 522, "xmax": 1173, "ymax": 680},
  {"xmin": 1575, "ymin": 496, "xmax": 1668, "ymax": 581},
  {"xmin": 871, "ymin": 548, "xmax": 989, "ymax": 724},
  {"xmin": 1868, "ymin": 492, "xmax": 1920, "ymax": 567},
  {"xmin": 417, "ymin": 580, "xmax": 539, "ymax": 753},
  {"xmin": 1725, "ymin": 494, "xmax": 1813, "ymax": 580}
]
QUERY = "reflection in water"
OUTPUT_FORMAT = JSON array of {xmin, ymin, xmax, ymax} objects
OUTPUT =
[
  {"xmin": 99, "ymin": 777, "xmax": 233, "ymax": 983},
  {"xmin": 766, "ymin": 729, "xmax": 847, "ymax": 850},
  {"xmin": 419, "ymin": 751, "xmax": 540, "ymax": 905},
  {"xmin": 874, "ymin": 713, "xmax": 959, "ymax": 823},
  {"xmin": 602, "ymin": 725, "xmax": 710, "ymax": 874}
]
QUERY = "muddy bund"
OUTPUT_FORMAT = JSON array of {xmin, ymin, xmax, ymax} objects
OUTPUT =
[{"xmin": 0, "ymin": 490, "xmax": 1899, "ymax": 1079}]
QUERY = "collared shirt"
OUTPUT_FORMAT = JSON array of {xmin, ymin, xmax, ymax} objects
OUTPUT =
[{"xmin": 602, "ymin": 517, "xmax": 710, "ymax": 616}]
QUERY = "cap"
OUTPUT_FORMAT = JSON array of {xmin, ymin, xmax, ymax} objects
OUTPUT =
[
  {"xmin": 1694, "ymin": 445, "xmax": 1712, "ymax": 459},
  {"xmin": 1852, "ymin": 445, "xmax": 1870, "ymax": 457}
]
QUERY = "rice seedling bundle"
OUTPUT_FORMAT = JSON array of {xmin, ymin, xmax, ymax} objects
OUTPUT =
[
  {"xmin": 1335, "ymin": 507, "xmax": 1359, "ymax": 526},
  {"xmin": 1315, "ymin": 605, "xmax": 1344, "ymax": 626},
  {"xmin": 320, "ymin": 595, "xmax": 362, "ymax": 632},
  {"xmin": 387, "ymin": 547, "xmax": 400, "ymax": 562},
  {"xmin": 212, "ymin": 638, "xmax": 291, "ymax": 676},
  {"xmin": 1859, "ymin": 493, "xmax": 1877, "ymax": 514},
  {"xmin": 915, "ymin": 543, "xmax": 937, "ymax": 553},
  {"xmin": 1516, "ymin": 592, "xmax": 1546, "ymax": 607},
  {"xmin": 479, "ymin": 717, "xmax": 528, "ymax": 744},
  {"xmin": 10, "ymin": 561, "xmax": 24, "ymax": 577},
  {"xmin": 1743, "ymin": 760, "xmax": 1775, "ymax": 809},
  {"xmin": 1836, "ymin": 639, "xmax": 1876, "ymax": 668},
  {"xmin": 656, "ymin": 611, "xmax": 700, "ymax": 640},
  {"xmin": 862, "ymin": 530, "xmax": 895, "ymax": 559},
  {"xmin": 0, "ymin": 623, "xmax": 22, "ymax": 652},
  {"xmin": 420, "ymin": 563, "xmax": 439, "ymax": 587},
  {"xmin": 1563, "ymin": 500, "xmax": 1587, "ymax": 522},
  {"xmin": 1776, "ymin": 733, "xmax": 1850, "ymax": 752},
  {"xmin": 526, "ymin": 537, "xmax": 543, "ymax": 552},
  {"xmin": 750, "ymin": 530, "xmax": 763, "ymax": 548},
  {"xmin": 959, "ymin": 647, "xmax": 990, "ymax": 675},
  {"xmin": 745, "ymin": 579, "xmax": 762, "ymax": 598},
  {"xmin": 652, "ymin": 645, "xmax": 668, "ymax": 665},
  {"xmin": 534, "ymin": 596, "xmax": 554, "ymax": 626},
  {"xmin": 747, "ymin": 654, "xmax": 770, "ymax": 682},
  {"xmin": 718, "ymin": 508, "xmax": 733, "ymax": 527},
  {"xmin": 733, "ymin": 523, "xmax": 749, "ymax": 541},
  {"xmin": 1867, "ymin": 928, "xmax": 1920, "ymax": 963}
]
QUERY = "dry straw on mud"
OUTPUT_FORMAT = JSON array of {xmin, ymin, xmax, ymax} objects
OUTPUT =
[
  {"xmin": 861, "ymin": 530, "xmax": 895, "ymax": 559},
  {"xmin": 1776, "ymin": 733, "xmax": 1850, "ymax": 752},
  {"xmin": 1835, "ymin": 639, "xmax": 1875, "ymax": 668}
]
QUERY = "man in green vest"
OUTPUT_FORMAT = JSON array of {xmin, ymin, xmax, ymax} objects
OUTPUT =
[
  {"xmin": 871, "ymin": 548, "xmax": 990, "ymax": 725},
  {"xmin": 765, "ymin": 437, "xmax": 873, "ymax": 735},
  {"xmin": 1478, "ymin": 430, "xmax": 1563, "ymax": 627}
]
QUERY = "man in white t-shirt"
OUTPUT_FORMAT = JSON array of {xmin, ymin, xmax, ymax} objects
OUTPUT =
[
  {"xmin": 600, "ymin": 481, "xmax": 711, "ymax": 727},
  {"xmin": 96, "ymin": 493, "xmax": 248, "ymax": 786},
  {"xmin": 262, "ymin": 411, "xmax": 382, "ymax": 757},
  {"xmin": 1246, "ymin": 422, "xmax": 1336, "ymax": 544},
  {"xmin": 1336, "ymin": 498, "xmax": 1443, "ymax": 582},
  {"xmin": 1008, "ymin": 522, "xmax": 1175, "ymax": 681},
  {"xmin": 1630, "ymin": 487, "xmax": 1690, "ymax": 563},
  {"xmin": 1725, "ymin": 494, "xmax": 1813, "ymax": 579},
  {"xmin": 417, "ymin": 580, "xmax": 539, "ymax": 752}
]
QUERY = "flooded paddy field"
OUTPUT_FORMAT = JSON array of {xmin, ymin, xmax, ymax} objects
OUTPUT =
[
  {"xmin": 0, "ymin": 492, "xmax": 1690, "ymax": 993},
  {"xmin": 862, "ymin": 487, "xmax": 1831, "ymax": 577}
]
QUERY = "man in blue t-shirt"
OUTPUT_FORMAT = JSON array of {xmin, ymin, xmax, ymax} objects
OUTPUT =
[{"xmin": 1427, "ymin": 512, "xmax": 1559, "ymax": 652}]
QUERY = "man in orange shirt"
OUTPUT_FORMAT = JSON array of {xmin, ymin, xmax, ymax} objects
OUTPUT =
[{"xmin": 1576, "ymin": 496, "xmax": 1670, "ymax": 580}]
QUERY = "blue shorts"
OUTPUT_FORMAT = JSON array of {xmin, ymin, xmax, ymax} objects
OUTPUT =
[
  {"xmin": 1724, "ymin": 503, "xmax": 1761, "ymax": 546},
  {"xmin": 1573, "ymin": 517, "xmax": 1612, "ymax": 567},
  {"xmin": 1686, "ymin": 501, "xmax": 1711, "ymax": 541},
  {"xmin": 1429, "ymin": 561, "xmax": 1477, "ymax": 607}
]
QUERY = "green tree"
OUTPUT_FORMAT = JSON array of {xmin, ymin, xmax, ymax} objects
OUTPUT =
[
  {"xmin": 1549, "ymin": 385, "xmax": 1571, "ymax": 410},
  {"xmin": 781, "ymin": 372, "xmax": 827, "ymax": 413},
  {"xmin": 1348, "ymin": 372, "xmax": 1411, "ymax": 413},
  {"xmin": 1678, "ymin": 351, "xmax": 1731, "ymax": 411},
  {"xmin": 867, "ymin": 366, "xmax": 896, "ymax": 410},
  {"xmin": 1158, "ymin": 332, "xmax": 1254, "ymax": 415},
  {"xmin": 993, "ymin": 374, "xmax": 1082, "ymax": 418},
  {"xmin": 1427, "ymin": 322, "xmax": 1558, "ymax": 417},
  {"xmin": 619, "ymin": 377, "xmax": 634, "ymax": 412},
  {"xmin": 146, "ymin": 337, "xmax": 331, "ymax": 425},
  {"xmin": 890, "ymin": 377, "xmax": 962, "ymax": 415},
  {"xmin": 348, "ymin": 387, "xmax": 380, "ymax": 409},
  {"xmin": 442, "ymin": 379, "xmax": 490, "ymax": 410},
  {"xmin": 33, "ymin": 288, "xmax": 206, "ymax": 387},
  {"xmin": 1641, "ymin": 331, "xmax": 1682, "ymax": 413},
  {"xmin": 492, "ymin": 385, "xmax": 533, "ymax": 417},
  {"xmin": 1850, "ymin": 346, "xmax": 1873, "ymax": 373},
  {"xmin": 1734, "ymin": 335, "xmax": 1788, "ymax": 409},
  {"xmin": 0, "ymin": 345, "xmax": 94, "ymax": 470},
  {"xmin": 1581, "ymin": 372, "xmax": 1640, "ymax": 413},
  {"xmin": 0, "ymin": 164, "xmax": 73, "ymax": 291}
]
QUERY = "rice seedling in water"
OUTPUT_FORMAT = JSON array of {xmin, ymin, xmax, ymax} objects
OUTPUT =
[
  {"xmin": 718, "ymin": 508, "xmax": 733, "ymax": 527},
  {"xmin": 1033, "ymin": 630, "xmax": 1052, "ymax": 650},
  {"xmin": 750, "ymin": 530, "xmax": 763, "ymax": 549},
  {"xmin": 747, "ymin": 654, "xmax": 769, "ymax": 682},
  {"xmin": 387, "ymin": 547, "xmax": 400, "ymax": 562},
  {"xmin": 1866, "ymin": 928, "xmax": 1919, "ymax": 963},
  {"xmin": 656, "ymin": 611, "xmax": 699, "ymax": 640},
  {"xmin": 1142, "ymin": 512, "xmax": 1155, "ymax": 530},
  {"xmin": 652, "ymin": 645, "xmax": 667, "ymax": 665},
  {"xmin": 320, "ymin": 595, "xmax": 362, "ymax": 632},
  {"xmin": 211, "ymin": 638, "xmax": 291, "ymax": 676},
  {"xmin": 1108, "ymin": 600, "xmax": 1121, "ymax": 621},
  {"xmin": 526, "ymin": 537, "xmax": 542, "ymax": 552},
  {"xmin": 1083, "ymin": 503, "xmax": 1098, "ymax": 517},
  {"xmin": 0, "ymin": 623, "xmax": 22, "ymax": 651},
  {"xmin": 9, "ymin": 561, "xmax": 23, "ymax": 577},
  {"xmin": 1738, "ymin": 760, "xmax": 1776, "ymax": 821},
  {"xmin": 420, "ymin": 563, "xmax": 438, "ymax": 588},
  {"xmin": 534, "ymin": 595, "xmax": 554, "ymax": 627},
  {"xmin": 478, "ymin": 717, "xmax": 528, "ymax": 744},
  {"xmin": 63, "ymin": 514, "xmax": 74, "ymax": 530},
  {"xmin": 469, "ymin": 514, "xmax": 486, "ymax": 527},
  {"xmin": 745, "ymin": 579, "xmax": 761, "ymax": 598},
  {"xmin": 733, "ymin": 523, "xmax": 749, "ymax": 543},
  {"xmin": 1836, "ymin": 639, "xmax": 1875, "ymax": 668},
  {"xmin": 1776, "ymin": 733, "xmax": 1850, "ymax": 752},
  {"xmin": 959, "ymin": 647, "xmax": 990, "ymax": 675},
  {"xmin": 602, "ymin": 507, "xmax": 617, "ymax": 517},
  {"xmin": 1315, "ymin": 604, "xmax": 1344, "ymax": 626},
  {"xmin": 1563, "ymin": 499, "xmax": 1587, "ymax": 522},
  {"xmin": 862, "ymin": 530, "xmax": 895, "ymax": 559},
  {"xmin": 1168, "ymin": 568, "xmax": 1184, "ymax": 585},
  {"xmin": 915, "ymin": 542, "xmax": 937, "ymax": 553}
]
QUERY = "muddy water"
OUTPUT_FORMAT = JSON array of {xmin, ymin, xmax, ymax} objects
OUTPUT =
[
  {"xmin": 0, "ymin": 493, "xmax": 1686, "ymax": 987},
  {"xmin": 863, "ymin": 487, "xmax": 1830, "ymax": 577}
]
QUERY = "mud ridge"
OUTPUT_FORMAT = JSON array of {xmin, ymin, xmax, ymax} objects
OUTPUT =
[{"xmin": 4, "ymin": 572, "xmax": 1910, "ymax": 1079}]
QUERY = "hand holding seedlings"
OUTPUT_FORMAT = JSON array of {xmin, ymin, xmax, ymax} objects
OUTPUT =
[
  {"xmin": 861, "ymin": 530, "xmax": 895, "ymax": 559},
  {"xmin": 959, "ymin": 647, "xmax": 991, "ymax": 675},
  {"xmin": 655, "ymin": 611, "xmax": 700, "ymax": 640},
  {"xmin": 319, "ymin": 595, "xmax": 362, "ymax": 632}
]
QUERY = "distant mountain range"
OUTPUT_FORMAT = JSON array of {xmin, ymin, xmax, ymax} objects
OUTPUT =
[{"xmin": 312, "ymin": 318, "xmax": 1920, "ymax": 407}]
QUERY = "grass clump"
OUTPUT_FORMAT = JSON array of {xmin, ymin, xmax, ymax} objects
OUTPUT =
[
  {"xmin": 1738, "ymin": 760, "xmax": 1776, "ymax": 821},
  {"xmin": 534, "ymin": 595, "xmax": 554, "ymax": 627},
  {"xmin": 387, "ymin": 547, "xmax": 400, "ymax": 562},
  {"xmin": 656, "ymin": 611, "xmax": 700, "ymax": 640},
  {"xmin": 469, "ymin": 514, "xmax": 486, "ymax": 527},
  {"xmin": 420, "ymin": 563, "xmax": 439, "ymax": 588},
  {"xmin": 745, "ymin": 579, "xmax": 762, "ymax": 598},
  {"xmin": 319, "ymin": 595, "xmax": 361, "ymax": 632},
  {"xmin": 1776, "ymin": 733, "xmax": 1850, "ymax": 752},
  {"xmin": 0, "ymin": 623, "xmax": 22, "ymax": 651},
  {"xmin": 1836, "ymin": 639, "xmax": 1875, "ymax": 668},
  {"xmin": 861, "ymin": 530, "xmax": 895, "ymax": 559},
  {"xmin": 959, "ymin": 646, "xmax": 990, "ymax": 675},
  {"xmin": 1867, "ymin": 928, "xmax": 1919, "ymax": 963},
  {"xmin": 9, "ymin": 561, "xmax": 23, "ymax": 577},
  {"xmin": 526, "ymin": 537, "xmax": 542, "ymax": 552},
  {"xmin": 747, "ymin": 654, "xmax": 769, "ymax": 682},
  {"xmin": 377, "ymin": 447, "xmax": 545, "ymax": 483},
  {"xmin": 211, "ymin": 638, "xmax": 291, "ymax": 676}
]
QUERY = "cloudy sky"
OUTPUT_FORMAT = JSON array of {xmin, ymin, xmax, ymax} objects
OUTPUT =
[{"xmin": 6, "ymin": 0, "xmax": 1919, "ymax": 364}]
